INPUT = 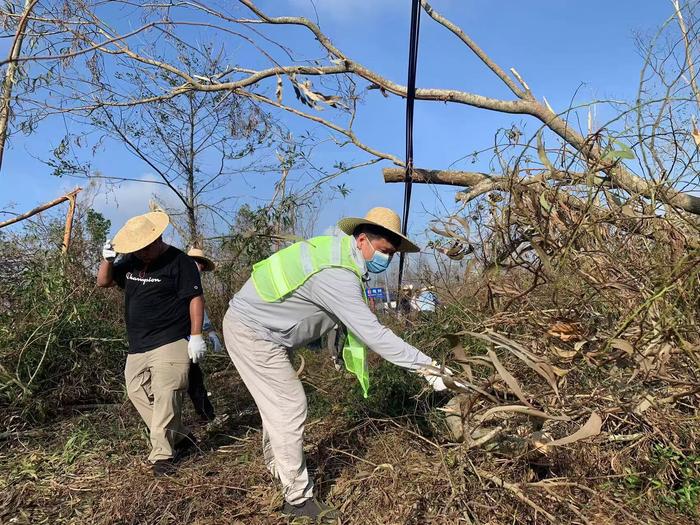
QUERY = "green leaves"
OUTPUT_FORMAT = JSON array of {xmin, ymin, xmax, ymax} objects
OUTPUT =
[
  {"xmin": 601, "ymin": 139, "xmax": 635, "ymax": 162},
  {"xmin": 85, "ymin": 209, "xmax": 110, "ymax": 245},
  {"xmin": 334, "ymin": 183, "xmax": 350, "ymax": 197}
]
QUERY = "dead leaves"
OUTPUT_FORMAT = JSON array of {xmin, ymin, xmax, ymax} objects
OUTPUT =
[
  {"xmin": 437, "ymin": 328, "xmax": 683, "ymax": 470},
  {"xmin": 545, "ymin": 328, "xmax": 674, "ymax": 380},
  {"xmin": 469, "ymin": 330, "xmax": 567, "ymax": 398},
  {"xmin": 692, "ymin": 118, "xmax": 700, "ymax": 147},
  {"xmin": 429, "ymin": 215, "xmax": 473, "ymax": 260},
  {"xmin": 476, "ymin": 405, "xmax": 570, "ymax": 425},
  {"xmin": 545, "ymin": 412, "xmax": 602, "ymax": 448},
  {"xmin": 547, "ymin": 321, "xmax": 584, "ymax": 342},
  {"xmin": 632, "ymin": 386, "xmax": 700, "ymax": 415},
  {"xmin": 293, "ymin": 77, "xmax": 346, "ymax": 110},
  {"xmin": 275, "ymin": 74, "xmax": 347, "ymax": 110},
  {"xmin": 275, "ymin": 74, "xmax": 283, "ymax": 104},
  {"xmin": 609, "ymin": 338, "xmax": 634, "ymax": 356},
  {"xmin": 434, "ymin": 240, "xmax": 471, "ymax": 261},
  {"xmin": 487, "ymin": 349, "xmax": 533, "ymax": 408},
  {"xmin": 439, "ymin": 330, "xmax": 575, "ymax": 446},
  {"xmin": 488, "ymin": 281, "xmax": 522, "ymax": 297}
]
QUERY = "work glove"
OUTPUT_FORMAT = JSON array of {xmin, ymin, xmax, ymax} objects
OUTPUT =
[
  {"xmin": 420, "ymin": 361, "xmax": 454, "ymax": 392},
  {"xmin": 102, "ymin": 239, "xmax": 116, "ymax": 262},
  {"xmin": 188, "ymin": 334, "xmax": 207, "ymax": 363},
  {"xmin": 208, "ymin": 332, "xmax": 223, "ymax": 353}
]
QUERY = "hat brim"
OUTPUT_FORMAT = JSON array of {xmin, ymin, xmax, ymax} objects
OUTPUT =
[
  {"xmin": 112, "ymin": 212, "xmax": 169, "ymax": 254},
  {"xmin": 191, "ymin": 256, "xmax": 215, "ymax": 272},
  {"xmin": 337, "ymin": 217, "xmax": 420, "ymax": 253}
]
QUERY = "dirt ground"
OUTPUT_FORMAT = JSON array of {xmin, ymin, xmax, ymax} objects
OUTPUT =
[{"xmin": 2, "ymin": 355, "xmax": 698, "ymax": 525}]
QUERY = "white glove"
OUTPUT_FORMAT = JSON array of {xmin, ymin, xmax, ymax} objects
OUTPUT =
[
  {"xmin": 208, "ymin": 332, "xmax": 223, "ymax": 353},
  {"xmin": 102, "ymin": 239, "xmax": 116, "ymax": 262},
  {"xmin": 421, "ymin": 361, "xmax": 454, "ymax": 392},
  {"xmin": 188, "ymin": 334, "xmax": 207, "ymax": 363}
]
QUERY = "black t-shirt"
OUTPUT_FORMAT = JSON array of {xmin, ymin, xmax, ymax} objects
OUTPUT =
[{"xmin": 113, "ymin": 246, "xmax": 203, "ymax": 354}]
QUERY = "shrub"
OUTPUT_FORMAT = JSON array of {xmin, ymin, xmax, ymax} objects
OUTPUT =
[{"xmin": 0, "ymin": 210, "xmax": 126, "ymax": 425}]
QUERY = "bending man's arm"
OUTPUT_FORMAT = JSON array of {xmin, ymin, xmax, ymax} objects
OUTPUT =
[{"xmin": 310, "ymin": 268, "xmax": 433, "ymax": 370}]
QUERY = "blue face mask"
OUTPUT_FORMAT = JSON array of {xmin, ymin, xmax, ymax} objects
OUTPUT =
[{"xmin": 366, "ymin": 246, "xmax": 392, "ymax": 273}]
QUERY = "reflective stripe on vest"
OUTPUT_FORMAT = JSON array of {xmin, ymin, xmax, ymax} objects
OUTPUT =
[{"xmin": 252, "ymin": 235, "xmax": 371, "ymax": 397}]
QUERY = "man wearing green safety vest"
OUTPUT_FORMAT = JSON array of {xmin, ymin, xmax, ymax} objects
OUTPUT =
[{"xmin": 222, "ymin": 207, "xmax": 449, "ymax": 521}]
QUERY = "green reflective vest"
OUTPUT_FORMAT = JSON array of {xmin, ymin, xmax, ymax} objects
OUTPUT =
[{"xmin": 251, "ymin": 235, "xmax": 370, "ymax": 398}]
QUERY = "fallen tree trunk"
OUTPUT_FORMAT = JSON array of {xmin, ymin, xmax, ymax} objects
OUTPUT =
[
  {"xmin": 384, "ymin": 167, "xmax": 698, "ymax": 249},
  {"xmin": 0, "ymin": 187, "xmax": 82, "ymax": 253},
  {"xmin": 0, "ymin": 188, "xmax": 81, "ymax": 230},
  {"xmin": 383, "ymin": 167, "xmax": 493, "ymax": 187}
]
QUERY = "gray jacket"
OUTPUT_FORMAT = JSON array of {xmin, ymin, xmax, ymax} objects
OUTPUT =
[{"xmin": 228, "ymin": 236, "xmax": 433, "ymax": 371}]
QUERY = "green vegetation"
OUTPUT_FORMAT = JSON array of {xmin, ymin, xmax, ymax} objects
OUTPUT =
[{"xmin": 649, "ymin": 445, "xmax": 700, "ymax": 514}]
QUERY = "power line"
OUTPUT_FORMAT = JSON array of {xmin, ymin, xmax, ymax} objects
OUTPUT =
[{"xmin": 397, "ymin": 0, "xmax": 422, "ymax": 297}]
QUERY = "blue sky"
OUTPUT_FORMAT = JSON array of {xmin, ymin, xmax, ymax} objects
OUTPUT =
[{"xmin": 0, "ymin": 0, "xmax": 675, "ymax": 248}]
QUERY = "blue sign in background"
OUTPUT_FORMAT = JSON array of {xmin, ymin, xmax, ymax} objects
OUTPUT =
[{"xmin": 366, "ymin": 287, "xmax": 387, "ymax": 300}]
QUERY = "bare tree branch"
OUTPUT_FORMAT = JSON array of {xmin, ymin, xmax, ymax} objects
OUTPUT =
[{"xmin": 0, "ymin": 0, "xmax": 39, "ymax": 173}]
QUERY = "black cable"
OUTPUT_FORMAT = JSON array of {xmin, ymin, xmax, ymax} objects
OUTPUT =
[{"xmin": 397, "ymin": 0, "xmax": 422, "ymax": 301}]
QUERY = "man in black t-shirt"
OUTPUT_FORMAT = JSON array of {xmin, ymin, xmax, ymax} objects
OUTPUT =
[{"xmin": 97, "ymin": 211, "xmax": 205, "ymax": 477}]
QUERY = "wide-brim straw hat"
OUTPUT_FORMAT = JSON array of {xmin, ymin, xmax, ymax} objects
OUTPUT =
[
  {"xmin": 112, "ymin": 211, "xmax": 169, "ymax": 254},
  {"xmin": 337, "ymin": 207, "xmax": 420, "ymax": 253},
  {"xmin": 187, "ymin": 248, "xmax": 216, "ymax": 272}
]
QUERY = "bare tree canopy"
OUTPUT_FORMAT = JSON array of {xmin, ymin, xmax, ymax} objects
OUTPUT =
[{"xmin": 0, "ymin": 0, "xmax": 699, "ymax": 225}]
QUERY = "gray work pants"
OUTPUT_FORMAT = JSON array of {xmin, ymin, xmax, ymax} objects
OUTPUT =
[{"xmin": 222, "ymin": 308, "xmax": 314, "ymax": 505}]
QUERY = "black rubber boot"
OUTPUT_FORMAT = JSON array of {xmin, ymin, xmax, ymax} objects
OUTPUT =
[
  {"xmin": 174, "ymin": 432, "xmax": 198, "ymax": 460},
  {"xmin": 282, "ymin": 498, "xmax": 338, "ymax": 522},
  {"xmin": 152, "ymin": 459, "xmax": 177, "ymax": 477}
]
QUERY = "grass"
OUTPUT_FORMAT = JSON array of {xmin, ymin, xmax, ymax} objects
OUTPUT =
[{"xmin": 649, "ymin": 445, "xmax": 700, "ymax": 515}]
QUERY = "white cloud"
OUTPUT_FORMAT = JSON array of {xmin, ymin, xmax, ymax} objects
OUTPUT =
[{"xmin": 91, "ymin": 174, "xmax": 185, "ymax": 244}]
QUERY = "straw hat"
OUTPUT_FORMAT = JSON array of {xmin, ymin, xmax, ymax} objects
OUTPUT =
[
  {"xmin": 337, "ymin": 207, "xmax": 420, "ymax": 253},
  {"xmin": 112, "ymin": 211, "xmax": 169, "ymax": 254},
  {"xmin": 187, "ymin": 248, "xmax": 216, "ymax": 272}
]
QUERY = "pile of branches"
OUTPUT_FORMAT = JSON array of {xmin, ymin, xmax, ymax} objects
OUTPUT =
[{"xmin": 381, "ymin": 158, "xmax": 700, "ymax": 521}]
